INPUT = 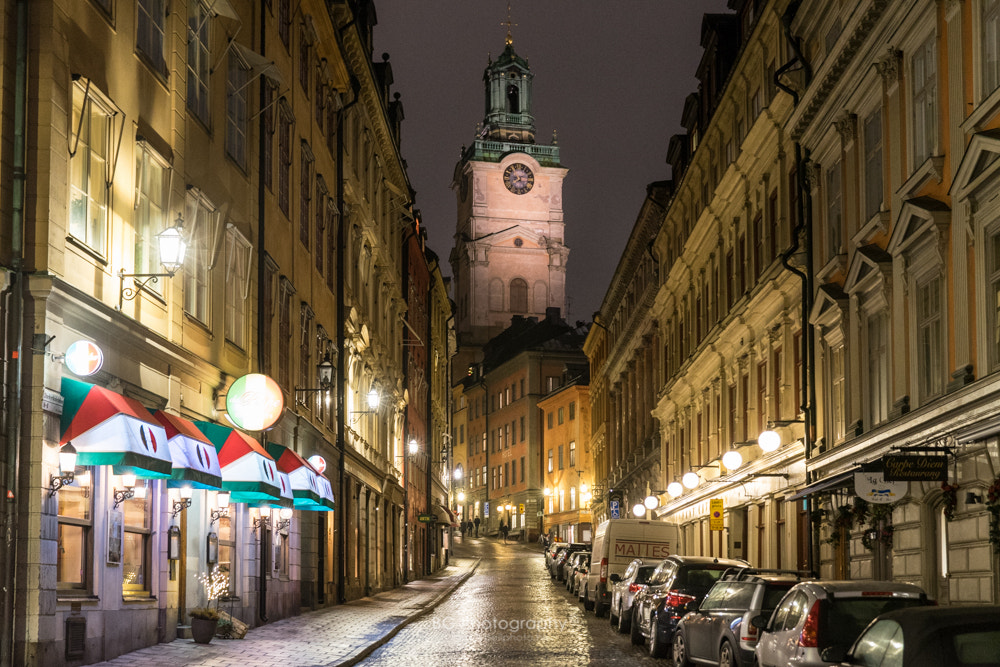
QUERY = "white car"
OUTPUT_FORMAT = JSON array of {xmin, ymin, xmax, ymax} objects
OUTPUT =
[{"xmin": 608, "ymin": 559, "xmax": 657, "ymax": 633}]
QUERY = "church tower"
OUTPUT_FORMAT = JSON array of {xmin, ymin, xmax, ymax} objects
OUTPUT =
[{"xmin": 449, "ymin": 32, "xmax": 569, "ymax": 379}]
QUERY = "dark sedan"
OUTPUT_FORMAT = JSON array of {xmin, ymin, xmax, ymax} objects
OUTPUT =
[{"xmin": 828, "ymin": 604, "xmax": 1000, "ymax": 667}]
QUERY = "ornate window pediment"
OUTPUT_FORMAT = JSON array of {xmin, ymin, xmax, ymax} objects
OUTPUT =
[
  {"xmin": 810, "ymin": 283, "xmax": 849, "ymax": 335},
  {"xmin": 887, "ymin": 196, "xmax": 950, "ymax": 264},
  {"xmin": 951, "ymin": 129, "xmax": 1000, "ymax": 201},
  {"xmin": 845, "ymin": 244, "xmax": 892, "ymax": 298}
]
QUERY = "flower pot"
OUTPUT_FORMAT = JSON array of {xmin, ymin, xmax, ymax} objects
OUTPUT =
[{"xmin": 191, "ymin": 617, "xmax": 218, "ymax": 644}]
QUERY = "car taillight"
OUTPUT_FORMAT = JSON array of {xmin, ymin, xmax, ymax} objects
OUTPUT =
[
  {"xmin": 798, "ymin": 600, "xmax": 821, "ymax": 648},
  {"xmin": 665, "ymin": 590, "xmax": 696, "ymax": 609},
  {"xmin": 629, "ymin": 583, "xmax": 644, "ymax": 593},
  {"xmin": 741, "ymin": 622, "xmax": 758, "ymax": 642},
  {"xmin": 599, "ymin": 558, "xmax": 608, "ymax": 583}
]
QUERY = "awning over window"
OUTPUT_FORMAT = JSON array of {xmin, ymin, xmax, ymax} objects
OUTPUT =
[
  {"xmin": 436, "ymin": 505, "xmax": 459, "ymax": 527},
  {"xmin": 153, "ymin": 411, "xmax": 222, "ymax": 490},
  {"xmin": 194, "ymin": 422, "xmax": 280, "ymax": 502},
  {"xmin": 785, "ymin": 468, "xmax": 860, "ymax": 502},
  {"xmin": 59, "ymin": 378, "xmax": 172, "ymax": 478},
  {"xmin": 258, "ymin": 470, "xmax": 294, "ymax": 509},
  {"xmin": 265, "ymin": 442, "xmax": 331, "ymax": 510}
]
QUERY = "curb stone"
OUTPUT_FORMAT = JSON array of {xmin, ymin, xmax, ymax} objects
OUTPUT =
[{"xmin": 336, "ymin": 557, "xmax": 482, "ymax": 666}]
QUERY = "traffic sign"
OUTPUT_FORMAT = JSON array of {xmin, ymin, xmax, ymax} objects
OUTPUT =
[
  {"xmin": 710, "ymin": 498, "xmax": 724, "ymax": 531},
  {"xmin": 610, "ymin": 499, "xmax": 620, "ymax": 519}
]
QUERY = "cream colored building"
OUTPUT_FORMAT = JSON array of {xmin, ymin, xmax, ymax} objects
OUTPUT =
[{"xmin": 539, "ymin": 382, "xmax": 592, "ymax": 543}]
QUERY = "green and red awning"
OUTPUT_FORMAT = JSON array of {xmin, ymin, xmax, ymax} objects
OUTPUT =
[
  {"xmin": 265, "ymin": 442, "xmax": 334, "ymax": 511},
  {"xmin": 194, "ymin": 422, "xmax": 280, "ymax": 502},
  {"xmin": 153, "ymin": 411, "xmax": 222, "ymax": 490},
  {"xmin": 59, "ymin": 378, "xmax": 172, "ymax": 478}
]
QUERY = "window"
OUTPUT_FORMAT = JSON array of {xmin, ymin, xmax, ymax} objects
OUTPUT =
[
  {"xmin": 57, "ymin": 469, "xmax": 92, "ymax": 591},
  {"xmin": 558, "ymin": 407, "xmax": 564, "ymax": 425},
  {"xmin": 559, "ymin": 488, "xmax": 565, "ymax": 512},
  {"xmin": 520, "ymin": 456, "xmax": 525, "ymax": 483},
  {"xmin": 569, "ymin": 401, "xmax": 576, "ymax": 420},
  {"xmin": 520, "ymin": 416, "xmax": 525, "ymax": 441},
  {"xmin": 262, "ymin": 82, "xmax": 276, "ymax": 191},
  {"xmin": 137, "ymin": 0, "xmax": 166, "ymax": 74},
  {"xmin": 547, "ymin": 376, "xmax": 559, "ymax": 392},
  {"xmin": 225, "ymin": 225, "xmax": 252, "ymax": 347},
  {"xmin": 299, "ymin": 22, "xmax": 313, "ymax": 95},
  {"xmin": 985, "ymin": 0, "xmax": 1000, "ymax": 96},
  {"xmin": 547, "ymin": 449, "xmax": 553, "ymax": 473},
  {"xmin": 70, "ymin": 82, "xmax": 115, "ymax": 255},
  {"xmin": 510, "ymin": 459, "xmax": 516, "ymax": 486},
  {"xmin": 278, "ymin": 0, "xmax": 290, "ymax": 48},
  {"xmin": 558, "ymin": 445, "xmax": 564, "ymax": 470},
  {"xmin": 863, "ymin": 108, "xmax": 883, "ymax": 220},
  {"xmin": 911, "ymin": 34, "xmax": 938, "ymax": 166},
  {"xmin": 278, "ymin": 102, "xmax": 293, "ymax": 216},
  {"xmin": 299, "ymin": 304, "xmax": 313, "ymax": 401},
  {"xmin": 826, "ymin": 160, "xmax": 843, "ymax": 260},
  {"xmin": 273, "ymin": 523, "xmax": 289, "ymax": 578},
  {"xmin": 569, "ymin": 441, "xmax": 576, "ymax": 467},
  {"xmin": 989, "ymin": 228, "xmax": 1000, "ymax": 370},
  {"xmin": 830, "ymin": 344, "xmax": 846, "ymax": 443},
  {"xmin": 217, "ymin": 513, "xmax": 236, "ymax": 596},
  {"xmin": 187, "ymin": 1, "xmax": 211, "ymax": 125},
  {"xmin": 122, "ymin": 482, "xmax": 151, "ymax": 596},
  {"xmin": 916, "ymin": 274, "xmax": 945, "ymax": 401},
  {"xmin": 547, "ymin": 412, "xmax": 553, "ymax": 429},
  {"xmin": 867, "ymin": 312, "xmax": 890, "ymax": 426},
  {"xmin": 300, "ymin": 142, "xmax": 314, "ymax": 247},
  {"xmin": 503, "ymin": 463, "xmax": 508, "ymax": 487},
  {"xmin": 326, "ymin": 200, "xmax": 338, "ymax": 291},
  {"xmin": 184, "ymin": 191, "xmax": 220, "ymax": 324},
  {"xmin": 570, "ymin": 487, "xmax": 576, "ymax": 510},
  {"xmin": 315, "ymin": 175, "xmax": 327, "ymax": 274},
  {"xmin": 134, "ymin": 143, "xmax": 170, "ymax": 288},
  {"xmin": 278, "ymin": 278, "xmax": 294, "ymax": 387},
  {"xmin": 227, "ymin": 53, "xmax": 251, "ymax": 167}
]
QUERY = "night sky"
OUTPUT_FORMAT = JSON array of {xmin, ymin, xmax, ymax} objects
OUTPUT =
[{"xmin": 373, "ymin": 1, "xmax": 731, "ymax": 322}]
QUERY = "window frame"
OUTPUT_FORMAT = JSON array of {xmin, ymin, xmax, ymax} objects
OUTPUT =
[
  {"xmin": 133, "ymin": 141, "xmax": 171, "ymax": 289},
  {"xmin": 187, "ymin": 0, "xmax": 212, "ymax": 126},
  {"xmin": 226, "ymin": 51, "xmax": 251, "ymax": 169},
  {"xmin": 136, "ymin": 0, "xmax": 167, "ymax": 75},
  {"xmin": 56, "ymin": 467, "xmax": 94, "ymax": 593},
  {"xmin": 70, "ymin": 81, "xmax": 118, "ymax": 257}
]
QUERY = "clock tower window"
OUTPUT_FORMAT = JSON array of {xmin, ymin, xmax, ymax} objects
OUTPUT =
[
  {"xmin": 507, "ymin": 84, "xmax": 519, "ymax": 113},
  {"xmin": 510, "ymin": 278, "xmax": 528, "ymax": 313}
]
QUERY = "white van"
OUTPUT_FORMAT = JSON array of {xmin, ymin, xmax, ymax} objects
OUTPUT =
[{"xmin": 583, "ymin": 518, "xmax": 680, "ymax": 617}]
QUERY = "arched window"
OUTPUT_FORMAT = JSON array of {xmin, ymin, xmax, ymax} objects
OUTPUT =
[
  {"xmin": 510, "ymin": 278, "xmax": 528, "ymax": 312},
  {"xmin": 507, "ymin": 83, "xmax": 520, "ymax": 113}
]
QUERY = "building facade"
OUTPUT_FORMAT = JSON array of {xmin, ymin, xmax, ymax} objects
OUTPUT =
[{"xmin": 539, "ymin": 381, "xmax": 593, "ymax": 543}]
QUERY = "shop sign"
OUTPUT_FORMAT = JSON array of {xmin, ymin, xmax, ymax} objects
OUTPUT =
[
  {"xmin": 882, "ymin": 454, "xmax": 948, "ymax": 482},
  {"xmin": 854, "ymin": 471, "xmax": 907, "ymax": 504},
  {"xmin": 417, "ymin": 513, "xmax": 433, "ymax": 523},
  {"xmin": 226, "ymin": 374, "xmax": 284, "ymax": 430},
  {"xmin": 64, "ymin": 340, "xmax": 103, "ymax": 376},
  {"xmin": 308, "ymin": 454, "xmax": 326, "ymax": 474},
  {"xmin": 709, "ymin": 498, "xmax": 724, "ymax": 531}
]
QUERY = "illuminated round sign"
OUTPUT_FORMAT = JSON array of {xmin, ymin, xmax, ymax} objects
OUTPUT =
[
  {"xmin": 64, "ymin": 340, "xmax": 104, "ymax": 376},
  {"xmin": 226, "ymin": 374, "xmax": 284, "ymax": 430},
  {"xmin": 307, "ymin": 455, "xmax": 326, "ymax": 474}
]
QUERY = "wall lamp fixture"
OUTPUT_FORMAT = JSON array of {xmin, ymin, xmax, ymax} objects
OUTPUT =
[
  {"xmin": 49, "ymin": 444, "xmax": 77, "ymax": 497},
  {"xmin": 113, "ymin": 473, "xmax": 145, "ymax": 509},
  {"xmin": 171, "ymin": 486, "xmax": 193, "ymax": 517},
  {"xmin": 118, "ymin": 215, "xmax": 187, "ymax": 310},
  {"xmin": 759, "ymin": 419, "xmax": 805, "ymax": 452},
  {"xmin": 294, "ymin": 351, "xmax": 337, "ymax": 402},
  {"xmin": 210, "ymin": 491, "xmax": 231, "ymax": 525}
]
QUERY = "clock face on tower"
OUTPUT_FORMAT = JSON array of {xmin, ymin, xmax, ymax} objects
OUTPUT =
[{"xmin": 503, "ymin": 163, "xmax": 534, "ymax": 195}]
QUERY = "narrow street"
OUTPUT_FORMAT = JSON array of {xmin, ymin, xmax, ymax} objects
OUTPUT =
[{"xmin": 359, "ymin": 537, "xmax": 662, "ymax": 666}]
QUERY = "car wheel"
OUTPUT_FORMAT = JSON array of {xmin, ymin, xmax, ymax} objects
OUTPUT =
[
  {"xmin": 617, "ymin": 605, "xmax": 630, "ymax": 634},
  {"xmin": 672, "ymin": 631, "xmax": 691, "ymax": 667},
  {"xmin": 594, "ymin": 596, "xmax": 606, "ymax": 618},
  {"xmin": 584, "ymin": 590, "xmax": 595, "ymax": 611},
  {"xmin": 648, "ymin": 613, "xmax": 667, "ymax": 658},
  {"xmin": 629, "ymin": 608, "xmax": 644, "ymax": 646},
  {"xmin": 719, "ymin": 640, "xmax": 736, "ymax": 667}
]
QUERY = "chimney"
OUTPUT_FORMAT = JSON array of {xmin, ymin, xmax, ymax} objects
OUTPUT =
[{"xmin": 546, "ymin": 307, "xmax": 561, "ymax": 324}]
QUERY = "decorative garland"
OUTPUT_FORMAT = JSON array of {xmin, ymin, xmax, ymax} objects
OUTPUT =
[
  {"xmin": 940, "ymin": 482, "xmax": 959, "ymax": 522},
  {"xmin": 860, "ymin": 502, "xmax": 895, "ymax": 552},
  {"xmin": 987, "ymin": 476, "xmax": 1000, "ymax": 549},
  {"xmin": 824, "ymin": 505, "xmax": 855, "ymax": 547}
]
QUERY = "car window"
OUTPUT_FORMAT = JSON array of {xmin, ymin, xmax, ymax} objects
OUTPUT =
[
  {"xmin": 768, "ymin": 591, "xmax": 794, "ymax": 630},
  {"xmin": 951, "ymin": 627, "xmax": 1000, "ymax": 665},
  {"xmin": 724, "ymin": 582, "xmax": 755, "ymax": 609},
  {"xmin": 781, "ymin": 592, "xmax": 810, "ymax": 632},
  {"xmin": 699, "ymin": 583, "xmax": 728, "ymax": 611},
  {"xmin": 635, "ymin": 566, "xmax": 657, "ymax": 584},
  {"xmin": 761, "ymin": 583, "xmax": 795, "ymax": 612},
  {"xmin": 678, "ymin": 568, "xmax": 726, "ymax": 595},
  {"xmin": 623, "ymin": 561, "xmax": 637, "ymax": 580},
  {"xmin": 851, "ymin": 619, "xmax": 900, "ymax": 667},
  {"xmin": 650, "ymin": 561, "xmax": 674, "ymax": 586},
  {"xmin": 822, "ymin": 598, "xmax": 926, "ymax": 651}
]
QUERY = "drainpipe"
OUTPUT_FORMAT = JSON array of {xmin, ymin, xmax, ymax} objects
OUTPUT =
[
  {"xmin": 776, "ymin": 0, "xmax": 816, "ymax": 573},
  {"xmin": 425, "ymin": 262, "xmax": 432, "ymax": 572},
  {"xmin": 255, "ymin": 0, "xmax": 269, "ymax": 623},
  {"xmin": 2, "ymin": 0, "xmax": 29, "ymax": 662}
]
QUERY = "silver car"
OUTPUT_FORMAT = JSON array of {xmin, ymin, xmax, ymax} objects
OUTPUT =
[
  {"xmin": 608, "ymin": 559, "xmax": 657, "ymax": 634},
  {"xmin": 753, "ymin": 580, "xmax": 931, "ymax": 667}
]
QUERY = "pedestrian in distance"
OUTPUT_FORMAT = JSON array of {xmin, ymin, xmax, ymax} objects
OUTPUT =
[{"xmin": 473, "ymin": 516, "xmax": 480, "ymax": 537}]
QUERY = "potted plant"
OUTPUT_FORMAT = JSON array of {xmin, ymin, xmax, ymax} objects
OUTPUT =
[{"xmin": 189, "ymin": 606, "xmax": 220, "ymax": 644}]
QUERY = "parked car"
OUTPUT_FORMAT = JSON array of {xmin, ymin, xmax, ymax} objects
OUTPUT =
[
  {"xmin": 544, "ymin": 541, "xmax": 566, "ymax": 571},
  {"xmin": 558, "ymin": 546, "xmax": 589, "ymax": 583},
  {"xmin": 630, "ymin": 555, "xmax": 750, "ymax": 658},
  {"xmin": 571, "ymin": 553, "xmax": 591, "ymax": 598},
  {"xmin": 608, "ymin": 559, "xmax": 658, "ymax": 634},
  {"xmin": 827, "ymin": 604, "xmax": 1000, "ymax": 667},
  {"xmin": 584, "ymin": 518, "xmax": 679, "ymax": 617},
  {"xmin": 672, "ymin": 568, "xmax": 812, "ymax": 667},
  {"xmin": 550, "ymin": 543, "xmax": 588, "ymax": 581},
  {"xmin": 564, "ymin": 552, "xmax": 589, "ymax": 592},
  {"xmin": 753, "ymin": 580, "xmax": 932, "ymax": 667}
]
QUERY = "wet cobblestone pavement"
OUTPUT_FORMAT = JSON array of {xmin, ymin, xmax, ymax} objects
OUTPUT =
[{"xmin": 359, "ymin": 536, "xmax": 663, "ymax": 666}]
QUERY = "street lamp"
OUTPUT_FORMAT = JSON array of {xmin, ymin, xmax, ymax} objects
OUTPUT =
[
  {"xmin": 682, "ymin": 471, "xmax": 700, "ymax": 489},
  {"xmin": 49, "ymin": 443, "xmax": 78, "ymax": 497},
  {"xmin": 632, "ymin": 502, "xmax": 646, "ymax": 518},
  {"xmin": 758, "ymin": 419, "xmax": 803, "ymax": 453},
  {"xmin": 295, "ymin": 351, "xmax": 337, "ymax": 403},
  {"xmin": 667, "ymin": 480, "xmax": 684, "ymax": 498},
  {"xmin": 118, "ymin": 214, "xmax": 187, "ymax": 310},
  {"xmin": 721, "ymin": 449, "xmax": 744, "ymax": 471}
]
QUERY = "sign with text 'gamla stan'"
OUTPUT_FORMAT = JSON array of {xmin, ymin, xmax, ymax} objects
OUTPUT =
[{"xmin": 882, "ymin": 454, "xmax": 948, "ymax": 482}]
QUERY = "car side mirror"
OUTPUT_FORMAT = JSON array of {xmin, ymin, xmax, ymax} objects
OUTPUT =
[
  {"xmin": 750, "ymin": 615, "xmax": 769, "ymax": 631},
  {"xmin": 609, "ymin": 574, "xmax": 621, "ymax": 583}
]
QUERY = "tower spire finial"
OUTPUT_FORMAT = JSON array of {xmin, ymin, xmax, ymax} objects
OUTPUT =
[{"xmin": 501, "ymin": 2, "xmax": 516, "ymax": 46}]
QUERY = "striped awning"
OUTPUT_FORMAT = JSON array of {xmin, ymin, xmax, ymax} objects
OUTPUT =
[
  {"xmin": 59, "ymin": 378, "xmax": 172, "ymax": 478},
  {"xmin": 194, "ymin": 422, "xmax": 280, "ymax": 503},
  {"xmin": 152, "ymin": 411, "xmax": 222, "ymax": 490}
]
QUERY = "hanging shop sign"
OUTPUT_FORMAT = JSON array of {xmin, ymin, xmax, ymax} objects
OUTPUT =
[
  {"xmin": 64, "ymin": 340, "xmax": 104, "ymax": 376},
  {"xmin": 854, "ymin": 471, "xmax": 907, "ymax": 504},
  {"xmin": 308, "ymin": 455, "xmax": 326, "ymax": 474},
  {"xmin": 709, "ymin": 498, "xmax": 724, "ymax": 531},
  {"xmin": 226, "ymin": 374, "xmax": 284, "ymax": 431},
  {"xmin": 882, "ymin": 454, "xmax": 948, "ymax": 482},
  {"xmin": 418, "ymin": 513, "xmax": 434, "ymax": 523}
]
